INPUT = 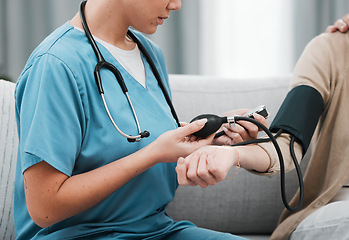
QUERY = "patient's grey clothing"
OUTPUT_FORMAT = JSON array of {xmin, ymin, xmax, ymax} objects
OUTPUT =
[
  {"xmin": 256, "ymin": 31, "xmax": 349, "ymax": 240},
  {"xmin": 289, "ymin": 201, "xmax": 349, "ymax": 240}
]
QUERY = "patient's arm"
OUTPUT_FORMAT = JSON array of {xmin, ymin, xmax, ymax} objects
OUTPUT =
[
  {"xmin": 176, "ymin": 144, "xmax": 270, "ymax": 188},
  {"xmin": 253, "ymin": 133, "xmax": 303, "ymax": 176},
  {"xmin": 176, "ymin": 133, "xmax": 303, "ymax": 188}
]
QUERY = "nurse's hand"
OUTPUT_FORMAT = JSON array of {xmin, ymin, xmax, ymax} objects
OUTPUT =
[
  {"xmin": 152, "ymin": 119, "xmax": 215, "ymax": 163},
  {"xmin": 325, "ymin": 14, "xmax": 349, "ymax": 33},
  {"xmin": 212, "ymin": 109, "xmax": 268, "ymax": 146},
  {"xmin": 176, "ymin": 145, "xmax": 237, "ymax": 188}
]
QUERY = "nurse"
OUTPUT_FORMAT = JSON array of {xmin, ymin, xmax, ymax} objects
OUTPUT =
[{"xmin": 14, "ymin": 0, "xmax": 266, "ymax": 239}]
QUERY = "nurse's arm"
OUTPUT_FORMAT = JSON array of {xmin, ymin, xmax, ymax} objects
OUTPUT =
[{"xmin": 23, "ymin": 119, "xmax": 212, "ymax": 228}]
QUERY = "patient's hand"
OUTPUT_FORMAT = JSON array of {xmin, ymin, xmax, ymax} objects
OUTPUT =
[
  {"xmin": 212, "ymin": 109, "xmax": 268, "ymax": 146},
  {"xmin": 176, "ymin": 145, "xmax": 237, "ymax": 188},
  {"xmin": 326, "ymin": 14, "xmax": 349, "ymax": 33}
]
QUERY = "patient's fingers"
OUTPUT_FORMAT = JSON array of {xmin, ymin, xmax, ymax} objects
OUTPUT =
[
  {"xmin": 187, "ymin": 152, "xmax": 209, "ymax": 188},
  {"xmin": 223, "ymin": 113, "xmax": 268, "ymax": 142},
  {"xmin": 236, "ymin": 121, "xmax": 259, "ymax": 139},
  {"xmin": 223, "ymin": 127, "xmax": 243, "ymax": 144},
  {"xmin": 176, "ymin": 157, "xmax": 195, "ymax": 186},
  {"xmin": 197, "ymin": 153, "xmax": 217, "ymax": 186}
]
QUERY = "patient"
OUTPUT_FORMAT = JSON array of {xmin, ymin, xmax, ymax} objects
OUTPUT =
[{"xmin": 176, "ymin": 16, "xmax": 349, "ymax": 240}]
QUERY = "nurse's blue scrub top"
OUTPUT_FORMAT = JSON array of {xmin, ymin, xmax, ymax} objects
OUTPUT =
[{"xmin": 14, "ymin": 22, "xmax": 193, "ymax": 239}]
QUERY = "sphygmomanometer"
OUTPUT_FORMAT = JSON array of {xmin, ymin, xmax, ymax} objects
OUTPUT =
[{"xmin": 190, "ymin": 85, "xmax": 324, "ymax": 212}]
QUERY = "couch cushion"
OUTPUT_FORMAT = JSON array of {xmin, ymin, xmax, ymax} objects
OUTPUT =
[
  {"xmin": 0, "ymin": 80, "xmax": 17, "ymax": 239},
  {"xmin": 169, "ymin": 74, "xmax": 291, "ymax": 122}
]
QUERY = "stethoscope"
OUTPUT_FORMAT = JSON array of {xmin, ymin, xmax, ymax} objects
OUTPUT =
[{"xmin": 79, "ymin": 1, "xmax": 180, "ymax": 142}]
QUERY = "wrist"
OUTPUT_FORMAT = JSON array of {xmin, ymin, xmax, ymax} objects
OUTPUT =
[
  {"xmin": 233, "ymin": 148, "xmax": 241, "ymax": 168},
  {"xmin": 138, "ymin": 141, "xmax": 162, "ymax": 166},
  {"xmin": 222, "ymin": 145, "xmax": 240, "ymax": 168},
  {"xmin": 236, "ymin": 145, "xmax": 270, "ymax": 172},
  {"xmin": 222, "ymin": 146, "xmax": 241, "ymax": 180},
  {"xmin": 144, "ymin": 138, "xmax": 172, "ymax": 164}
]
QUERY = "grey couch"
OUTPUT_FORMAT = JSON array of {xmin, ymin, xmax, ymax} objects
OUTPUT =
[{"xmin": 0, "ymin": 75, "xmax": 305, "ymax": 239}]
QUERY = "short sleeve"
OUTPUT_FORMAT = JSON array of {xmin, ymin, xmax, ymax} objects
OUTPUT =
[{"xmin": 16, "ymin": 54, "xmax": 85, "ymax": 176}]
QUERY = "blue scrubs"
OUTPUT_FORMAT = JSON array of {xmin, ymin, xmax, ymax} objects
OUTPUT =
[{"xmin": 14, "ymin": 22, "xmax": 245, "ymax": 240}]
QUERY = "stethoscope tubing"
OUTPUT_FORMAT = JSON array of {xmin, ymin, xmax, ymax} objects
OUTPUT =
[
  {"xmin": 126, "ymin": 30, "xmax": 180, "ymax": 128},
  {"xmin": 80, "ymin": 0, "xmax": 144, "ymax": 141},
  {"xmin": 101, "ymin": 93, "xmax": 143, "ymax": 141}
]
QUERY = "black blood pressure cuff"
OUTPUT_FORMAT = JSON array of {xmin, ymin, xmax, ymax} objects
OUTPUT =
[{"xmin": 270, "ymin": 85, "xmax": 324, "ymax": 153}]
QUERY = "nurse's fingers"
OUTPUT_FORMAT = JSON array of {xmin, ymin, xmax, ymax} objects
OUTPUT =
[
  {"xmin": 177, "ymin": 119, "xmax": 207, "ymax": 138},
  {"xmin": 180, "ymin": 122, "xmax": 188, "ymax": 127},
  {"xmin": 176, "ymin": 157, "xmax": 196, "ymax": 186},
  {"xmin": 180, "ymin": 122, "xmax": 200, "ymax": 141}
]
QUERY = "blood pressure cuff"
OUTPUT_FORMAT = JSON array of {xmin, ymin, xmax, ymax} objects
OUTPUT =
[{"xmin": 270, "ymin": 85, "xmax": 324, "ymax": 153}]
